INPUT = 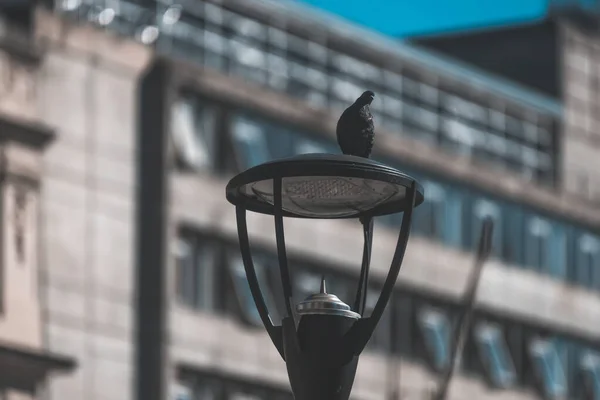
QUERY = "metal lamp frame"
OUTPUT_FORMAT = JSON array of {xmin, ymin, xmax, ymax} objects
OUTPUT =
[
  {"xmin": 227, "ymin": 154, "xmax": 423, "ymax": 351},
  {"xmin": 226, "ymin": 153, "xmax": 424, "ymax": 400}
]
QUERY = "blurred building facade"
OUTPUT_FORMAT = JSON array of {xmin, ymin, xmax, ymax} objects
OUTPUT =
[{"xmin": 1, "ymin": 1, "xmax": 600, "ymax": 400}]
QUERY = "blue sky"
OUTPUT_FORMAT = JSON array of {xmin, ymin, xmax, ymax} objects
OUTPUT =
[{"xmin": 294, "ymin": 0, "xmax": 549, "ymax": 37}]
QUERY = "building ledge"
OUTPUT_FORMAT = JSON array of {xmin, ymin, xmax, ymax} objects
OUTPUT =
[
  {"xmin": 0, "ymin": 341, "xmax": 76, "ymax": 392},
  {"xmin": 0, "ymin": 112, "xmax": 55, "ymax": 149},
  {"xmin": 0, "ymin": 13, "xmax": 42, "ymax": 65}
]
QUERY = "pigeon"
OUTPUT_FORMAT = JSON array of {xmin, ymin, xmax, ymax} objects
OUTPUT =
[{"xmin": 336, "ymin": 90, "xmax": 376, "ymax": 159}]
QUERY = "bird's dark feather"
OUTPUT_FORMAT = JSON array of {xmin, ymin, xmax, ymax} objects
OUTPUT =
[{"xmin": 336, "ymin": 101, "xmax": 375, "ymax": 158}]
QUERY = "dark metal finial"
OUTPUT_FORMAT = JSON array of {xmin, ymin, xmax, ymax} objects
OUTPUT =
[{"xmin": 320, "ymin": 276, "xmax": 327, "ymax": 294}]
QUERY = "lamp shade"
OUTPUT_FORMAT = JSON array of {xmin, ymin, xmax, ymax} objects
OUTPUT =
[{"xmin": 226, "ymin": 153, "xmax": 424, "ymax": 219}]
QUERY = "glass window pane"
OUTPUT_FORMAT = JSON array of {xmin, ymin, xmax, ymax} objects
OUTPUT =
[
  {"xmin": 228, "ymin": 256, "xmax": 275, "ymax": 327},
  {"xmin": 382, "ymin": 94, "xmax": 403, "ymax": 117},
  {"xmin": 331, "ymin": 76, "xmax": 362, "ymax": 103},
  {"xmin": 174, "ymin": 381, "xmax": 194, "ymax": 400},
  {"xmin": 365, "ymin": 287, "xmax": 391, "ymax": 352},
  {"xmin": 230, "ymin": 392, "xmax": 263, "ymax": 400},
  {"xmin": 475, "ymin": 324, "xmax": 516, "ymax": 388},
  {"xmin": 418, "ymin": 307, "xmax": 450, "ymax": 371},
  {"xmin": 413, "ymin": 182, "xmax": 462, "ymax": 248},
  {"xmin": 384, "ymin": 71, "xmax": 403, "ymax": 92},
  {"xmin": 419, "ymin": 83, "xmax": 438, "ymax": 106},
  {"xmin": 413, "ymin": 181, "xmax": 445, "ymax": 239},
  {"xmin": 402, "ymin": 77, "xmax": 419, "ymax": 99},
  {"xmin": 229, "ymin": 38, "xmax": 267, "ymax": 83},
  {"xmin": 581, "ymin": 351, "xmax": 600, "ymax": 399},
  {"xmin": 175, "ymin": 236, "xmax": 196, "ymax": 308},
  {"xmin": 268, "ymin": 27, "xmax": 287, "ymax": 50},
  {"xmin": 295, "ymin": 139, "xmax": 328, "ymax": 155},
  {"xmin": 404, "ymin": 104, "xmax": 439, "ymax": 132},
  {"xmin": 175, "ymin": 234, "xmax": 215, "ymax": 312},
  {"xmin": 171, "ymin": 97, "xmax": 214, "ymax": 171},
  {"xmin": 267, "ymin": 53, "xmax": 289, "ymax": 91},
  {"xmin": 231, "ymin": 116, "xmax": 271, "ymax": 169},
  {"xmin": 395, "ymin": 294, "xmax": 414, "ymax": 357},
  {"xmin": 293, "ymin": 270, "xmax": 321, "ymax": 305},
  {"xmin": 530, "ymin": 339, "xmax": 568, "ymax": 398},
  {"xmin": 441, "ymin": 118, "xmax": 482, "ymax": 157},
  {"xmin": 196, "ymin": 242, "xmax": 216, "ymax": 310},
  {"xmin": 549, "ymin": 225, "xmax": 567, "ymax": 279},
  {"xmin": 525, "ymin": 217, "xmax": 551, "ymax": 272},
  {"xmin": 576, "ymin": 234, "xmax": 600, "ymax": 290},
  {"xmin": 229, "ymin": 14, "xmax": 266, "ymax": 41},
  {"xmin": 204, "ymin": 2, "xmax": 223, "ymax": 25}
]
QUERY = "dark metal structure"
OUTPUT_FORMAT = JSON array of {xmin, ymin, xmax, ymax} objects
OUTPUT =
[
  {"xmin": 226, "ymin": 153, "xmax": 424, "ymax": 400},
  {"xmin": 431, "ymin": 218, "xmax": 493, "ymax": 400}
]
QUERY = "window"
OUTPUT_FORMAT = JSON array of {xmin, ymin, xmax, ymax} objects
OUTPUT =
[
  {"xmin": 530, "ymin": 338, "xmax": 568, "ymax": 399},
  {"xmin": 403, "ymin": 103, "xmax": 439, "ymax": 133},
  {"xmin": 525, "ymin": 217, "xmax": 567, "ymax": 278},
  {"xmin": 203, "ymin": 27, "xmax": 228, "ymax": 70},
  {"xmin": 167, "ymin": 19, "xmax": 205, "ymax": 63},
  {"xmin": 443, "ymin": 95, "xmax": 487, "ymax": 124},
  {"xmin": 229, "ymin": 14, "xmax": 266, "ymax": 42},
  {"xmin": 229, "ymin": 390, "xmax": 264, "ymax": 400},
  {"xmin": 418, "ymin": 307, "xmax": 450, "ymax": 372},
  {"xmin": 295, "ymin": 139, "xmax": 328, "ymax": 155},
  {"xmin": 171, "ymin": 95, "xmax": 216, "ymax": 172},
  {"xmin": 576, "ymin": 234, "xmax": 600, "ymax": 290},
  {"xmin": 472, "ymin": 199, "xmax": 502, "ymax": 258},
  {"xmin": 395, "ymin": 294, "xmax": 415, "ymax": 358},
  {"xmin": 414, "ymin": 181, "xmax": 445, "ymax": 239},
  {"xmin": 331, "ymin": 76, "xmax": 363, "ymax": 104},
  {"xmin": 175, "ymin": 233, "xmax": 216, "ymax": 311},
  {"xmin": 526, "ymin": 217, "xmax": 549, "ymax": 271},
  {"xmin": 581, "ymin": 351, "xmax": 600, "ymax": 400},
  {"xmin": 490, "ymin": 110, "xmax": 506, "ymax": 132},
  {"xmin": 475, "ymin": 323, "xmax": 516, "ymax": 388},
  {"xmin": 231, "ymin": 115, "xmax": 271, "ymax": 169},
  {"xmin": 228, "ymin": 255, "xmax": 277, "ymax": 327},
  {"xmin": 293, "ymin": 270, "xmax": 322, "ymax": 305},
  {"xmin": 229, "ymin": 38, "xmax": 267, "ymax": 84},
  {"xmin": 173, "ymin": 381, "xmax": 194, "ymax": 400},
  {"xmin": 178, "ymin": 371, "xmax": 292, "ymax": 400},
  {"xmin": 365, "ymin": 287, "xmax": 391, "ymax": 352},
  {"xmin": 384, "ymin": 71, "xmax": 403, "ymax": 92},
  {"xmin": 441, "ymin": 117, "xmax": 483, "ymax": 157},
  {"xmin": 382, "ymin": 94, "xmax": 403, "ymax": 117},
  {"xmin": 267, "ymin": 53, "xmax": 289, "ymax": 91},
  {"xmin": 419, "ymin": 83, "xmax": 439, "ymax": 106},
  {"xmin": 413, "ymin": 182, "xmax": 463, "ymax": 248}
]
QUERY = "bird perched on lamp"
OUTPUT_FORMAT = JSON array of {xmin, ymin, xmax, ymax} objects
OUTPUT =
[{"xmin": 336, "ymin": 90, "xmax": 376, "ymax": 159}]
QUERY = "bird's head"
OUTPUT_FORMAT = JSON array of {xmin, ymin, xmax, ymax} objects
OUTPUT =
[{"xmin": 355, "ymin": 90, "xmax": 375, "ymax": 106}]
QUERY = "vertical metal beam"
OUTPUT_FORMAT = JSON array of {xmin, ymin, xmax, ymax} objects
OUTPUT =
[
  {"xmin": 431, "ymin": 218, "xmax": 494, "ymax": 400},
  {"xmin": 135, "ymin": 58, "xmax": 170, "ymax": 400}
]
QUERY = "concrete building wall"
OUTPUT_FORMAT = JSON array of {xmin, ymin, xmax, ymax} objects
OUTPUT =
[
  {"xmin": 561, "ymin": 22, "xmax": 600, "ymax": 202},
  {"xmin": 0, "ymin": 19, "xmax": 45, "ymax": 349},
  {"xmin": 32, "ymin": 10, "xmax": 151, "ymax": 400}
]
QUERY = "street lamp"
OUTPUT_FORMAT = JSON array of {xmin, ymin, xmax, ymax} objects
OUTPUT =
[{"xmin": 226, "ymin": 153, "xmax": 424, "ymax": 400}]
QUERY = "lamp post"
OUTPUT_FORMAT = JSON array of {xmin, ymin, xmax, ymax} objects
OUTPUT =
[{"xmin": 226, "ymin": 153, "xmax": 424, "ymax": 400}]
